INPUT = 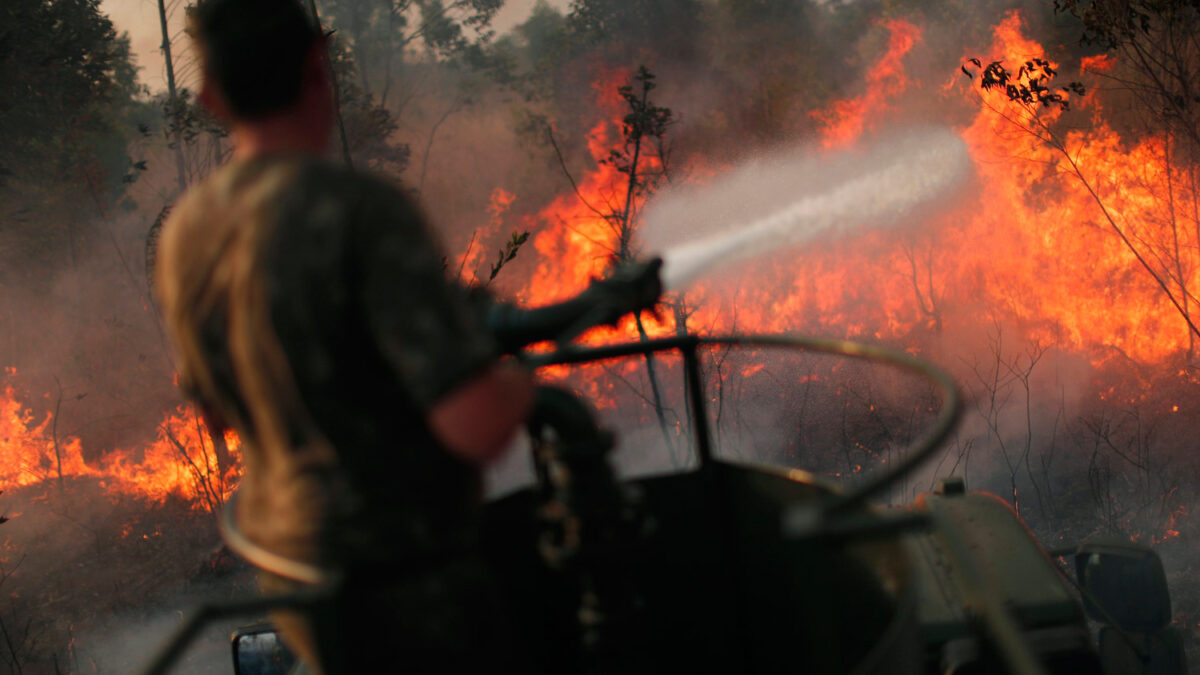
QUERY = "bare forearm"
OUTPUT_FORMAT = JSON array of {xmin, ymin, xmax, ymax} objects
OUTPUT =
[{"xmin": 428, "ymin": 362, "xmax": 534, "ymax": 465}]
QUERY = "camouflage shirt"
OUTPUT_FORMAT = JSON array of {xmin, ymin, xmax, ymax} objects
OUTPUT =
[{"xmin": 156, "ymin": 154, "xmax": 498, "ymax": 569}]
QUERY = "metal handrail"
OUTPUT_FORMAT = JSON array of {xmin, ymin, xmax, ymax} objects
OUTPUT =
[
  {"xmin": 528, "ymin": 334, "xmax": 1050, "ymax": 675},
  {"xmin": 526, "ymin": 333, "xmax": 963, "ymax": 515}
]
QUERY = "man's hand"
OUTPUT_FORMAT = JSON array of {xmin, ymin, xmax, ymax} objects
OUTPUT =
[
  {"xmin": 555, "ymin": 257, "xmax": 664, "ymax": 344},
  {"xmin": 585, "ymin": 257, "xmax": 664, "ymax": 326},
  {"xmin": 479, "ymin": 257, "xmax": 665, "ymax": 351}
]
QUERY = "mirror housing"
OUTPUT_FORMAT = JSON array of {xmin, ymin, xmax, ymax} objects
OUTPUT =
[
  {"xmin": 231, "ymin": 624, "xmax": 297, "ymax": 675},
  {"xmin": 1075, "ymin": 537, "xmax": 1170, "ymax": 631}
]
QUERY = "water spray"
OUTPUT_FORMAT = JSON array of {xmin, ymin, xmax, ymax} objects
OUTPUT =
[{"xmin": 638, "ymin": 127, "xmax": 971, "ymax": 291}]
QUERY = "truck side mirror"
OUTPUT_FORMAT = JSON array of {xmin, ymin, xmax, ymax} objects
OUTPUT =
[
  {"xmin": 231, "ymin": 624, "xmax": 296, "ymax": 675},
  {"xmin": 1075, "ymin": 537, "xmax": 1170, "ymax": 631}
]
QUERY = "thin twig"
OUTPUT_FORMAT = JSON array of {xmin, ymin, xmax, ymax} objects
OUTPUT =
[{"xmin": 545, "ymin": 125, "xmax": 608, "ymax": 220}]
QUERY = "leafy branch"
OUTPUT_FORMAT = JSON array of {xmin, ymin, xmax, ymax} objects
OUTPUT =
[{"xmin": 488, "ymin": 231, "xmax": 530, "ymax": 283}]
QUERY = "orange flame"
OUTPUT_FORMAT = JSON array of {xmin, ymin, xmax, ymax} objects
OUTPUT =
[
  {"xmin": 454, "ymin": 187, "xmax": 517, "ymax": 285},
  {"xmin": 812, "ymin": 19, "xmax": 922, "ymax": 148},
  {"xmin": 955, "ymin": 11, "xmax": 1195, "ymax": 362},
  {"xmin": 515, "ymin": 13, "xmax": 1200, "ymax": 368},
  {"xmin": 0, "ymin": 383, "xmax": 240, "ymax": 511}
]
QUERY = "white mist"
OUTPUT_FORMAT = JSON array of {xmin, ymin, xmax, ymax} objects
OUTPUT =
[{"xmin": 638, "ymin": 127, "xmax": 971, "ymax": 291}]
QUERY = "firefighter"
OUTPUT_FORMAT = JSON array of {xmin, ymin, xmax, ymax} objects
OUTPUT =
[
  {"xmin": 157, "ymin": 0, "xmax": 663, "ymax": 669},
  {"xmin": 155, "ymin": 0, "xmax": 533, "ymax": 670}
]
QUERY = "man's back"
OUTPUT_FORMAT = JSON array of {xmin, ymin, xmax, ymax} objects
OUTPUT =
[
  {"xmin": 162, "ymin": 2, "xmax": 535, "ymax": 669},
  {"xmin": 157, "ymin": 154, "xmax": 498, "ymax": 567}
]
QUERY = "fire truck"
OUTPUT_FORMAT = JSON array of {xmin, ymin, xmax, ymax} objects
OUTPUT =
[{"xmin": 141, "ymin": 331, "xmax": 1185, "ymax": 675}]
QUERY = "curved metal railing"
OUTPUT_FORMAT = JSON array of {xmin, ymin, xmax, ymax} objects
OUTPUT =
[
  {"xmin": 525, "ymin": 333, "xmax": 963, "ymax": 515},
  {"xmin": 143, "ymin": 333, "xmax": 972, "ymax": 675}
]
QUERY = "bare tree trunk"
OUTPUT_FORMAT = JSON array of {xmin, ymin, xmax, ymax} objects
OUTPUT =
[
  {"xmin": 157, "ymin": 0, "xmax": 188, "ymax": 192},
  {"xmin": 673, "ymin": 298, "xmax": 695, "ymax": 452},
  {"xmin": 209, "ymin": 424, "xmax": 233, "ymax": 493},
  {"xmin": 1010, "ymin": 348, "xmax": 1046, "ymax": 523},
  {"xmin": 305, "ymin": 0, "xmax": 354, "ymax": 168},
  {"xmin": 0, "ymin": 612, "xmax": 24, "ymax": 675},
  {"xmin": 617, "ymin": 111, "xmax": 645, "ymax": 261},
  {"xmin": 1, "ymin": 287, "xmax": 15, "ymax": 369},
  {"xmin": 614, "ymin": 80, "xmax": 676, "ymax": 463},
  {"xmin": 51, "ymin": 377, "xmax": 64, "ymax": 492},
  {"xmin": 633, "ymin": 314, "xmax": 678, "ymax": 465},
  {"xmin": 1164, "ymin": 138, "xmax": 1192, "ymax": 356},
  {"xmin": 901, "ymin": 242, "xmax": 942, "ymax": 332},
  {"xmin": 971, "ymin": 323, "xmax": 1020, "ymax": 513}
]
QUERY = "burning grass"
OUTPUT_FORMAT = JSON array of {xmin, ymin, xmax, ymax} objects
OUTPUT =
[{"xmin": 0, "ymin": 382, "xmax": 240, "ymax": 513}]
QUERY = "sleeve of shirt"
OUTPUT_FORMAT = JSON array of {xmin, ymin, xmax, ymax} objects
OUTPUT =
[{"xmin": 351, "ymin": 174, "xmax": 499, "ymax": 410}]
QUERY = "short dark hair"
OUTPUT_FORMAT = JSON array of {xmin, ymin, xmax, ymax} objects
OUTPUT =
[{"xmin": 187, "ymin": 0, "xmax": 321, "ymax": 120}]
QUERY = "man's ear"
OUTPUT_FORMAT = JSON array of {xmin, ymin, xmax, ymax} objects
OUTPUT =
[
  {"xmin": 302, "ymin": 34, "xmax": 332, "ymax": 90},
  {"xmin": 198, "ymin": 76, "xmax": 231, "ymax": 122}
]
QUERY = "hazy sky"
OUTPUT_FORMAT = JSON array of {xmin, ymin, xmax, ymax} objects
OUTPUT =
[{"xmin": 99, "ymin": 0, "xmax": 566, "ymax": 92}]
